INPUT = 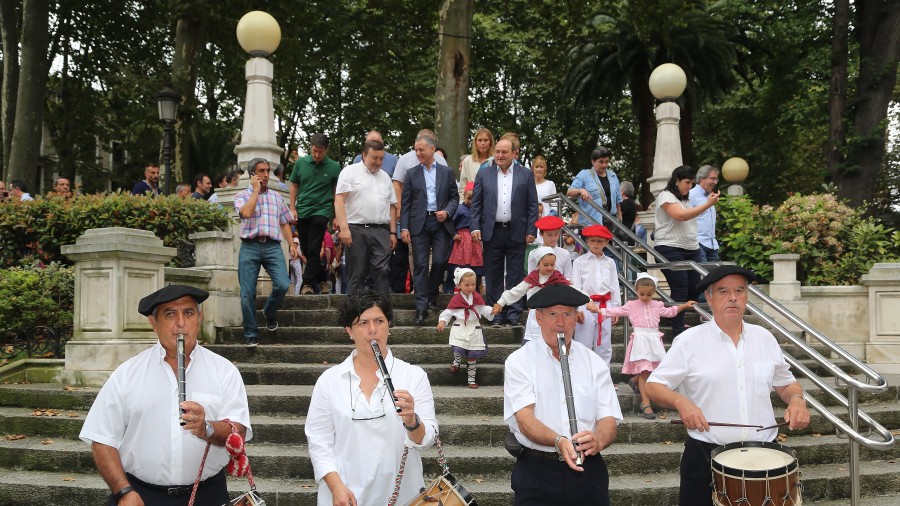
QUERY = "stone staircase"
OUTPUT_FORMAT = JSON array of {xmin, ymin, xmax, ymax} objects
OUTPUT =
[{"xmin": 0, "ymin": 293, "xmax": 899, "ymax": 505}]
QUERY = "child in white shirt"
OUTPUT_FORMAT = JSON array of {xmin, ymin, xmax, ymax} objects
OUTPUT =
[{"xmin": 572, "ymin": 224, "xmax": 620, "ymax": 365}]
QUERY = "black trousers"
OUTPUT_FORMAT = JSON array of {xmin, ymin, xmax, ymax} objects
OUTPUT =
[
  {"xmin": 390, "ymin": 238, "xmax": 411, "ymax": 293},
  {"xmin": 511, "ymin": 452, "xmax": 610, "ymax": 505},
  {"xmin": 655, "ymin": 244, "xmax": 702, "ymax": 336},
  {"xmin": 680, "ymin": 438, "xmax": 717, "ymax": 506},
  {"xmin": 410, "ymin": 215, "xmax": 452, "ymax": 311},
  {"xmin": 298, "ymin": 215, "xmax": 329, "ymax": 289},
  {"xmin": 483, "ymin": 224, "xmax": 526, "ymax": 323},
  {"xmin": 111, "ymin": 471, "xmax": 229, "ymax": 506}
]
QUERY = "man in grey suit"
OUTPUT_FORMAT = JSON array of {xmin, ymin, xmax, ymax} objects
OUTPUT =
[
  {"xmin": 400, "ymin": 135, "xmax": 460, "ymax": 325},
  {"xmin": 471, "ymin": 138, "xmax": 539, "ymax": 326}
]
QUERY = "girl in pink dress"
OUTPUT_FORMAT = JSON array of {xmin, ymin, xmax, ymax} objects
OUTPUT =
[{"xmin": 602, "ymin": 273, "xmax": 696, "ymax": 419}]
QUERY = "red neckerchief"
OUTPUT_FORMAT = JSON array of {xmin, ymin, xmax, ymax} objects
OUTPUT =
[
  {"xmin": 590, "ymin": 293, "xmax": 612, "ymax": 345},
  {"xmin": 522, "ymin": 269, "xmax": 570, "ymax": 288},
  {"xmin": 447, "ymin": 292, "xmax": 486, "ymax": 321}
]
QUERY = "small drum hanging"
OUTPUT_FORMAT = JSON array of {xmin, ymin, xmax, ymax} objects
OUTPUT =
[
  {"xmin": 406, "ymin": 473, "xmax": 477, "ymax": 506},
  {"xmin": 710, "ymin": 441, "xmax": 802, "ymax": 506}
]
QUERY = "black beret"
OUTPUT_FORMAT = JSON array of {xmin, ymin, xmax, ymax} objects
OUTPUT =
[
  {"xmin": 527, "ymin": 284, "xmax": 590, "ymax": 309},
  {"xmin": 695, "ymin": 265, "xmax": 759, "ymax": 294},
  {"xmin": 138, "ymin": 284, "xmax": 209, "ymax": 316}
]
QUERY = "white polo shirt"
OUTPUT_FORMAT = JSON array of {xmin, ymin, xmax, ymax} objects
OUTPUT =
[{"xmin": 336, "ymin": 161, "xmax": 397, "ymax": 225}]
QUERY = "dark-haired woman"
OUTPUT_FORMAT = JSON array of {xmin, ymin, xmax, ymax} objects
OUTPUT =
[
  {"xmin": 305, "ymin": 290, "xmax": 437, "ymax": 506},
  {"xmin": 654, "ymin": 166, "xmax": 719, "ymax": 336}
]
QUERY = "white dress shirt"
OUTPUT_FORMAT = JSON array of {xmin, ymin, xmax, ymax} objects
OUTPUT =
[
  {"xmin": 80, "ymin": 343, "xmax": 252, "ymax": 486},
  {"xmin": 494, "ymin": 166, "xmax": 514, "ymax": 223},
  {"xmin": 504, "ymin": 338, "xmax": 622, "ymax": 451},
  {"xmin": 571, "ymin": 252, "xmax": 620, "ymax": 363},
  {"xmin": 336, "ymin": 161, "xmax": 397, "ymax": 225},
  {"xmin": 305, "ymin": 350, "xmax": 437, "ymax": 506},
  {"xmin": 648, "ymin": 320, "xmax": 797, "ymax": 444}
]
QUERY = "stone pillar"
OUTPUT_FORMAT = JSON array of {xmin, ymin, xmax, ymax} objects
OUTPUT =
[
  {"xmin": 763, "ymin": 253, "xmax": 809, "ymax": 335},
  {"xmin": 862, "ymin": 263, "xmax": 900, "ymax": 374},
  {"xmin": 60, "ymin": 228, "xmax": 175, "ymax": 386},
  {"xmin": 647, "ymin": 102, "xmax": 682, "ymax": 199},
  {"xmin": 188, "ymin": 231, "xmax": 243, "ymax": 343},
  {"xmin": 233, "ymin": 57, "xmax": 282, "ymax": 171}
]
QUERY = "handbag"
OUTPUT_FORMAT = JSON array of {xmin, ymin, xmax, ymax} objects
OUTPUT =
[
  {"xmin": 188, "ymin": 419, "xmax": 265, "ymax": 506},
  {"xmin": 388, "ymin": 434, "xmax": 478, "ymax": 506}
]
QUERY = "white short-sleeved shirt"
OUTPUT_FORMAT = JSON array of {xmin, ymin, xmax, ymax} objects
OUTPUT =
[
  {"xmin": 336, "ymin": 161, "xmax": 397, "ymax": 225},
  {"xmin": 305, "ymin": 350, "xmax": 437, "ymax": 506},
  {"xmin": 504, "ymin": 338, "xmax": 622, "ymax": 451},
  {"xmin": 654, "ymin": 190, "xmax": 699, "ymax": 250},
  {"xmin": 535, "ymin": 180, "xmax": 557, "ymax": 216},
  {"xmin": 80, "ymin": 343, "xmax": 252, "ymax": 486},
  {"xmin": 392, "ymin": 150, "xmax": 448, "ymax": 186},
  {"xmin": 647, "ymin": 320, "xmax": 797, "ymax": 444}
]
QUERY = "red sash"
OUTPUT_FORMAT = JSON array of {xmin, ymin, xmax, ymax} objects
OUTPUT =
[
  {"xmin": 522, "ymin": 269, "xmax": 570, "ymax": 288},
  {"xmin": 590, "ymin": 293, "xmax": 611, "ymax": 345}
]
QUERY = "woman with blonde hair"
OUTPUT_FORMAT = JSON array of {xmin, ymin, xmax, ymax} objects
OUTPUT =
[
  {"xmin": 531, "ymin": 155, "xmax": 556, "ymax": 217},
  {"xmin": 458, "ymin": 128, "xmax": 494, "ymax": 198}
]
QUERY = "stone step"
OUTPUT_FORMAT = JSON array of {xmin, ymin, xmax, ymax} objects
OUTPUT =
[
  {"xmin": 1, "ymin": 454, "xmax": 899, "ymax": 505},
  {"xmin": 217, "ymin": 325, "xmax": 528, "ymax": 345},
  {"xmin": 209, "ymin": 343, "xmax": 523, "ymax": 365}
]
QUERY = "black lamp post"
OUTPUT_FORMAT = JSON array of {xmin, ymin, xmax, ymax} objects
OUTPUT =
[{"xmin": 155, "ymin": 87, "xmax": 180, "ymax": 195}]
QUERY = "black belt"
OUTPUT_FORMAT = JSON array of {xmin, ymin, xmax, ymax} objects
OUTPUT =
[
  {"xmin": 496, "ymin": 221, "xmax": 511, "ymax": 228},
  {"xmin": 521, "ymin": 447, "xmax": 597, "ymax": 462},
  {"xmin": 349, "ymin": 223, "xmax": 390, "ymax": 229},
  {"xmin": 688, "ymin": 437, "xmax": 720, "ymax": 454},
  {"xmin": 241, "ymin": 236, "xmax": 278, "ymax": 243},
  {"xmin": 126, "ymin": 469, "xmax": 225, "ymax": 496}
]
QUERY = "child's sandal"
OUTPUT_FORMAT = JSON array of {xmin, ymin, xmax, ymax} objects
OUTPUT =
[
  {"xmin": 640, "ymin": 403, "xmax": 656, "ymax": 420},
  {"xmin": 468, "ymin": 382, "xmax": 478, "ymax": 389}
]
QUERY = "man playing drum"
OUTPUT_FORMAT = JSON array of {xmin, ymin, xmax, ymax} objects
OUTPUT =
[
  {"xmin": 646, "ymin": 265, "xmax": 811, "ymax": 506},
  {"xmin": 503, "ymin": 284, "xmax": 622, "ymax": 505}
]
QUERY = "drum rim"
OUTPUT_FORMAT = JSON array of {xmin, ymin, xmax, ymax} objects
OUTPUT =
[
  {"xmin": 440, "ymin": 473, "xmax": 478, "ymax": 506},
  {"xmin": 710, "ymin": 440, "xmax": 798, "ymax": 478}
]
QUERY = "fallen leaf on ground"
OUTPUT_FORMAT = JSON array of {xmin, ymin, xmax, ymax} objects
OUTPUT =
[
  {"xmin": 63, "ymin": 477, "xmax": 76, "ymax": 482},
  {"xmin": 475, "ymin": 478, "xmax": 484, "ymax": 484},
  {"xmin": 5, "ymin": 435, "xmax": 26, "ymax": 440},
  {"xmin": 777, "ymin": 434, "xmax": 788, "ymax": 442},
  {"xmin": 66, "ymin": 412, "xmax": 79, "ymax": 418},
  {"xmin": 41, "ymin": 439, "xmax": 54, "ymax": 445},
  {"xmin": 664, "ymin": 441, "xmax": 673, "ymax": 445},
  {"xmin": 62, "ymin": 386, "xmax": 78, "ymax": 391},
  {"xmin": 812, "ymin": 433, "xmax": 821, "ymax": 438}
]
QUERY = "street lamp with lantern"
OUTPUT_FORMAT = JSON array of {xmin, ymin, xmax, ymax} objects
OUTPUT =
[
  {"xmin": 647, "ymin": 63, "xmax": 688, "ymax": 198},
  {"xmin": 233, "ymin": 11, "xmax": 283, "ymax": 173},
  {"xmin": 155, "ymin": 87, "xmax": 180, "ymax": 195},
  {"xmin": 722, "ymin": 156, "xmax": 749, "ymax": 196}
]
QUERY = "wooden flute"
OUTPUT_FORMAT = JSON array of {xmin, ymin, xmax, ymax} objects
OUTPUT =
[{"xmin": 371, "ymin": 340, "xmax": 401, "ymax": 414}]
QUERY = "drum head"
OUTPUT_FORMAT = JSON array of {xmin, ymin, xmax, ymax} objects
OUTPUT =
[{"xmin": 711, "ymin": 441, "xmax": 798, "ymax": 478}]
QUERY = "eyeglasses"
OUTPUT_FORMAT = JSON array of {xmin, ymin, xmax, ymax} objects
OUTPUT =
[{"xmin": 350, "ymin": 377, "xmax": 389, "ymax": 422}]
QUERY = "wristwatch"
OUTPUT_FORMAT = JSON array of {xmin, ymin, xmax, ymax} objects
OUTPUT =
[
  {"xmin": 403, "ymin": 413, "xmax": 421, "ymax": 432},
  {"xmin": 204, "ymin": 420, "xmax": 215, "ymax": 439},
  {"xmin": 113, "ymin": 485, "xmax": 134, "ymax": 503}
]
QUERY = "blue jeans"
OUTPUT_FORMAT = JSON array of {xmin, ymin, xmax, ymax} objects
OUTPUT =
[
  {"xmin": 654, "ymin": 244, "xmax": 702, "ymax": 336},
  {"xmin": 698, "ymin": 244, "xmax": 719, "ymax": 262},
  {"xmin": 239, "ymin": 240, "xmax": 290, "ymax": 339}
]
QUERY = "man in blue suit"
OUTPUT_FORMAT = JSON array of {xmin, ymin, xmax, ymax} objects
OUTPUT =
[
  {"xmin": 470, "ymin": 138, "xmax": 539, "ymax": 326},
  {"xmin": 400, "ymin": 134, "xmax": 460, "ymax": 325}
]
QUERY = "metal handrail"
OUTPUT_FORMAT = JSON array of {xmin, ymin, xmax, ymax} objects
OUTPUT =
[{"xmin": 546, "ymin": 191, "xmax": 894, "ymax": 505}]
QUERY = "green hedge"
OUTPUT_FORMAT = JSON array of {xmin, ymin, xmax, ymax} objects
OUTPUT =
[
  {"xmin": 717, "ymin": 193, "xmax": 900, "ymax": 286},
  {"xmin": 0, "ymin": 192, "xmax": 231, "ymax": 267},
  {"xmin": 0, "ymin": 262, "xmax": 74, "ymax": 335}
]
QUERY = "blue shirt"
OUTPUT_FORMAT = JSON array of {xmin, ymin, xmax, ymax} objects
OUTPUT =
[
  {"xmin": 423, "ymin": 161, "xmax": 438, "ymax": 211},
  {"xmin": 569, "ymin": 168, "xmax": 622, "ymax": 225},
  {"xmin": 352, "ymin": 151, "xmax": 399, "ymax": 178},
  {"xmin": 689, "ymin": 184, "xmax": 718, "ymax": 250}
]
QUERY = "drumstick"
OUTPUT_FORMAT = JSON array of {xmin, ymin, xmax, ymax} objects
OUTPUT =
[
  {"xmin": 671, "ymin": 419, "xmax": 763, "ymax": 429},
  {"xmin": 757, "ymin": 421, "xmax": 791, "ymax": 431}
]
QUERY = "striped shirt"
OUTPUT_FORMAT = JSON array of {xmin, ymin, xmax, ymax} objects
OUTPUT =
[{"xmin": 234, "ymin": 187, "xmax": 293, "ymax": 240}]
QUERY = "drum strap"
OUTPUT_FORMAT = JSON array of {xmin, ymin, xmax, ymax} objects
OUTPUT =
[{"xmin": 388, "ymin": 435, "xmax": 451, "ymax": 506}]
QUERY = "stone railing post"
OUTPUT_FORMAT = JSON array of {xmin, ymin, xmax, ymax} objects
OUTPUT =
[
  {"xmin": 764, "ymin": 253, "xmax": 809, "ymax": 334},
  {"xmin": 60, "ymin": 228, "xmax": 175, "ymax": 386},
  {"xmin": 862, "ymin": 263, "xmax": 900, "ymax": 374},
  {"xmin": 188, "ymin": 230, "xmax": 242, "ymax": 343}
]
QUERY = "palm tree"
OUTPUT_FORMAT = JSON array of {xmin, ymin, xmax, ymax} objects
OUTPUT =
[{"xmin": 566, "ymin": 0, "xmax": 760, "ymax": 207}]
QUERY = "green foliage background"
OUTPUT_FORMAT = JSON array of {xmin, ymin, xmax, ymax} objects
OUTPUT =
[{"xmin": 0, "ymin": 262, "xmax": 74, "ymax": 335}]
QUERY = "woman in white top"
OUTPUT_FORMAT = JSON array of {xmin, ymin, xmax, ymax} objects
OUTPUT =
[
  {"xmin": 654, "ymin": 165, "xmax": 719, "ymax": 336},
  {"xmin": 532, "ymin": 155, "xmax": 557, "ymax": 217},
  {"xmin": 458, "ymin": 127, "xmax": 494, "ymax": 198},
  {"xmin": 305, "ymin": 290, "xmax": 438, "ymax": 506}
]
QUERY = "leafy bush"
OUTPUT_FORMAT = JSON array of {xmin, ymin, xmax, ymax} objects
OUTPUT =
[
  {"xmin": 717, "ymin": 193, "xmax": 900, "ymax": 285},
  {"xmin": 0, "ymin": 192, "xmax": 231, "ymax": 267},
  {"xmin": 0, "ymin": 262, "xmax": 74, "ymax": 334}
]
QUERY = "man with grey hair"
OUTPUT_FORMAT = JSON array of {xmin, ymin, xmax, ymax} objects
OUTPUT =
[
  {"xmin": 400, "ymin": 134, "xmax": 458, "ymax": 324},
  {"xmin": 688, "ymin": 165, "xmax": 720, "ymax": 262},
  {"xmin": 235, "ymin": 158, "xmax": 299, "ymax": 347}
]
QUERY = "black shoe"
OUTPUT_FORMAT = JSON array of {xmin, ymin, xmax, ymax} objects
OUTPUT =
[
  {"xmin": 414, "ymin": 310, "xmax": 428, "ymax": 326},
  {"xmin": 490, "ymin": 320, "xmax": 503, "ymax": 328},
  {"xmin": 428, "ymin": 302, "xmax": 439, "ymax": 311},
  {"xmin": 265, "ymin": 317, "xmax": 278, "ymax": 332},
  {"xmin": 244, "ymin": 335, "xmax": 258, "ymax": 348}
]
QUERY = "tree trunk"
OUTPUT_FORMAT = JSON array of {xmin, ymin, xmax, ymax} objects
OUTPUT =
[
  {"xmin": 6, "ymin": 0, "xmax": 49, "ymax": 187},
  {"xmin": 0, "ymin": 0, "xmax": 19, "ymax": 181},
  {"xmin": 679, "ymin": 97, "xmax": 694, "ymax": 169},
  {"xmin": 837, "ymin": 0, "xmax": 900, "ymax": 208},
  {"xmin": 434, "ymin": 0, "xmax": 473, "ymax": 177},
  {"xmin": 169, "ymin": 4, "xmax": 206, "ymax": 193},
  {"xmin": 635, "ymin": 78, "xmax": 656, "ymax": 209},
  {"xmin": 826, "ymin": 0, "xmax": 849, "ymax": 177}
]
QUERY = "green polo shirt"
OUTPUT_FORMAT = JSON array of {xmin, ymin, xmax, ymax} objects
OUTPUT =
[{"xmin": 289, "ymin": 154, "xmax": 341, "ymax": 219}]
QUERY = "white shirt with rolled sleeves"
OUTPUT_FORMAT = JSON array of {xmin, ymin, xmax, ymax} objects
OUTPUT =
[
  {"xmin": 79, "ymin": 343, "xmax": 252, "ymax": 486},
  {"xmin": 504, "ymin": 338, "xmax": 622, "ymax": 452},
  {"xmin": 336, "ymin": 161, "xmax": 396, "ymax": 225},
  {"xmin": 571, "ymin": 252, "xmax": 620, "ymax": 364},
  {"xmin": 305, "ymin": 349, "xmax": 437, "ymax": 506},
  {"xmin": 647, "ymin": 320, "xmax": 797, "ymax": 445}
]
